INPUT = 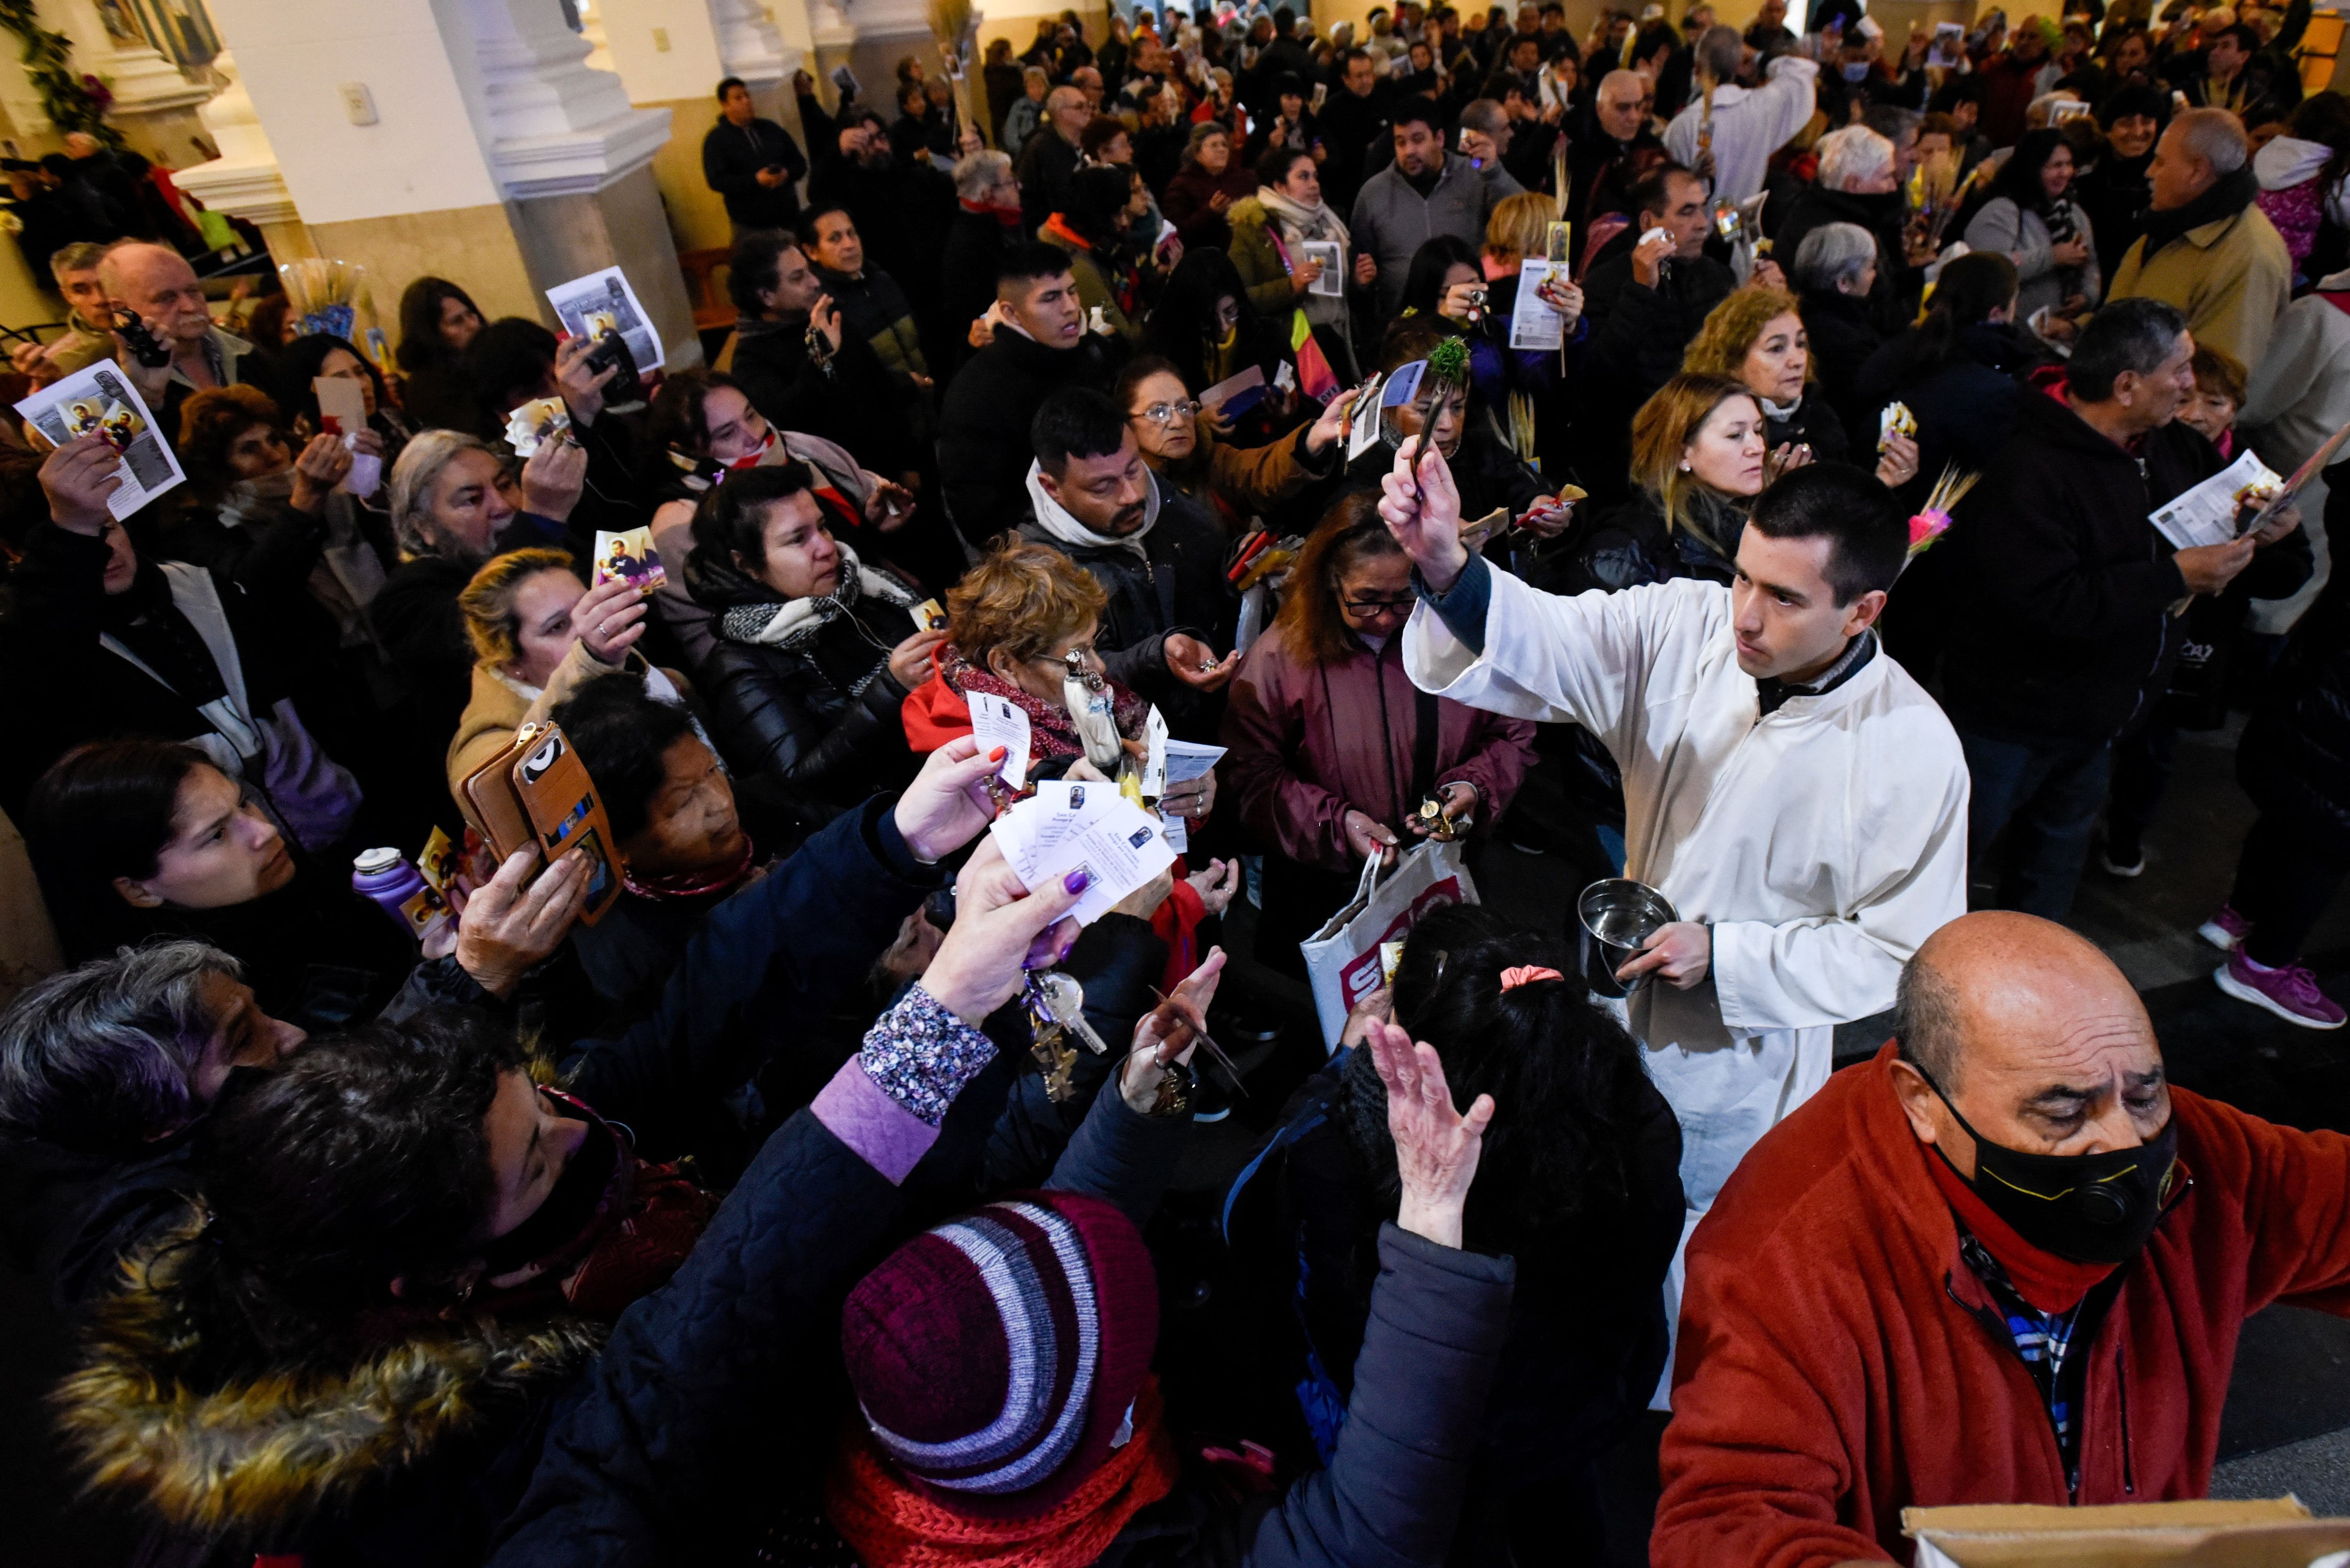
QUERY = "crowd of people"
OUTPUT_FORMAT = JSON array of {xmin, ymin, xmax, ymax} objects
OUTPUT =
[{"xmin": 4, "ymin": 1, "xmax": 2350, "ymax": 1565}]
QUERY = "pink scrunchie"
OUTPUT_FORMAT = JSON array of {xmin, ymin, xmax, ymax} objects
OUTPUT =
[{"xmin": 1499, "ymin": 965, "xmax": 1564, "ymax": 992}]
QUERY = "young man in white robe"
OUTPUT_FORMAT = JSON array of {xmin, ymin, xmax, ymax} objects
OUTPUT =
[{"xmin": 1379, "ymin": 450, "xmax": 1969, "ymax": 1403}]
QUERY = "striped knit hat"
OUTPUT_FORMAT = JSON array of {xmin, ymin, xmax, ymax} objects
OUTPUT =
[{"xmin": 840, "ymin": 1190, "xmax": 1160, "ymax": 1514}]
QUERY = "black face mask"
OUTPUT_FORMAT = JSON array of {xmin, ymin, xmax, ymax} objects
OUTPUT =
[
  {"xmin": 1932, "ymin": 1082, "xmax": 2178, "ymax": 1265},
  {"xmin": 478, "ymin": 1093, "xmax": 626, "ymax": 1277}
]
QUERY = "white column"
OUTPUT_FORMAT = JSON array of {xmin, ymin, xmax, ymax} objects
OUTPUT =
[
  {"xmin": 596, "ymin": 0, "xmax": 797, "ymax": 103},
  {"xmin": 170, "ymin": 48, "xmax": 295, "ymax": 226},
  {"xmin": 456, "ymin": 0, "xmax": 673, "ymax": 198}
]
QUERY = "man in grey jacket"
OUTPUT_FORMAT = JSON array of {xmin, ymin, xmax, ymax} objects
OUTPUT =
[{"xmin": 1349, "ymin": 97, "xmax": 1523, "ymax": 324}]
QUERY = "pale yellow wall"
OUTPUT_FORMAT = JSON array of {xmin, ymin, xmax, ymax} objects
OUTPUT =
[
  {"xmin": 643, "ymin": 93, "xmax": 737, "ymax": 256},
  {"xmin": 301, "ymin": 202, "xmax": 549, "ymax": 337},
  {"xmin": 508, "ymin": 163, "xmax": 707, "ymax": 369}
]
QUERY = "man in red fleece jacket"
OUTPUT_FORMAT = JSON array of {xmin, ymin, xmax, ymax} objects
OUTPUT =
[{"xmin": 1655, "ymin": 911, "xmax": 2350, "ymax": 1567}]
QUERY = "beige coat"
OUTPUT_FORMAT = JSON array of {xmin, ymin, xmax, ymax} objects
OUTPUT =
[
  {"xmin": 444, "ymin": 644, "xmax": 690, "ymax": 804},
  {"xmin": 2107, "ymin": 202, "xmax": 2292, "ymax": 374}
]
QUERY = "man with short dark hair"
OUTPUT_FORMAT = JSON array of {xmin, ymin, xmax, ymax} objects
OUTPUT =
[
  {"xmin": 2189, "ymin": 22, "xmax": 2298, "ymax": 125},
  {"xmin": 1939, "ymin": 297, "xmax": 2307, "ymax": 919},
  {"xmin": 1317, "ymin": 47, "xmax": 1394, "ymax": 215},
  {"xmin": 1020, "ymin": 388, "xmax": 1240, "ymax": 721},
  {"xmin": 717, "ymin": 229, "xmax": 908, "ymax": 478},
  {"xmin": 1656, "ymin": 909, "xmax": 2350, "ymax": 1566},
  {"xmin": 937, "ymin": 244, "xmax": 1120, "ymax": 548},
  {"xmin": 798, "ymin": 203, "xmax": 933, "ymax": 484},
  {"xmin": 1577, "ymin": 163, "xmax": 1742, "ymax": 498},
  {"xmin": 2107, "ymin": 107, "xmax": 2292, "ymax": 373},
  {"xmin": 1383, "ymin": 452, "xmax": 1969, "ymax": 1402},
  {"xmin": 1350, "ymin": 98, "xmax": 1512, "ymax": 321},
  {"xmin": 701, "ymin": 75, "xmax": 807, "ymax": 235}
]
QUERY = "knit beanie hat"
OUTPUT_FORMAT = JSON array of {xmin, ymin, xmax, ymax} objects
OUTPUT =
[{"xmin": 840, "ymin": 1191, "xmax": 1161, "ymax": 1516}]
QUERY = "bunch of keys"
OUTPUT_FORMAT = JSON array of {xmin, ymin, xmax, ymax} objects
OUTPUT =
[
  {"xmin": 1024, "ymin": 968, "xmax": 1111, "ymax": 1102},
  {"xmin": 1415, "ymin": 795, "xmax": 1473, "ymax": 842}
]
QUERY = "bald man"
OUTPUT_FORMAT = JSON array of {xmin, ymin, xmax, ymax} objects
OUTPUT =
[
  {"xmin": 1654, "ymin": 911, "xmax": 2350, "ymax": 1567},
  {"xmin": 1016, "ymin": 85, "xmax": 1090, "ymax": 235},
  {"xmin": 2107, "ymin": 108, "xmax": 2291, "ymax": 374},
  {"xmin": 99, "ymin": 241, "xmax": 271, "ymax": 443},
  {"xmin": 1568, "ymin": 70, "xmax": 1663, "ymax": 266}
]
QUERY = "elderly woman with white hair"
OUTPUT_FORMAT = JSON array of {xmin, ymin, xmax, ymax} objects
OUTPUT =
[
  {"xmin": 1775, "ymin": 125, "xmax": 1905, "ymax": 330},
  {"xmin": 368, "ymin": 428, "xmax": 588, "ymax": 745},
  {"xmin": 1791, "ymin": 221, "xmax": 1891, "ymax": 450}
]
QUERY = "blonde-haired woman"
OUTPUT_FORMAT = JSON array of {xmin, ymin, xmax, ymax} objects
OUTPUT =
[
  {"xmin": 444, "ymin": 547, "xmax": 677, "ymax": 797},
  {"xmin": 1560, "ymin": 371, "xmax": 1776, "ymax": 594},
  {"xmin": 1683, "ymin": 285, "xmax": 1918, "ymax": 488}
]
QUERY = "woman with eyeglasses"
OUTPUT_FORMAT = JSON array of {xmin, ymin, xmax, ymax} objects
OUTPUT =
[
  {"xmin": 902, "ymin": 539, "xmax": 1233, "ymax": 993},
  {"xmin": 1142, "ymin": 247, "xmax": 1293, "ymax": 447},
  {"xmin": 1116, "ymin": 354, "xmax": 1348, "ymax": 532},
  {"xmin": 1221, "ymin": 493, "xmax": 1537, "ymax": 979}
]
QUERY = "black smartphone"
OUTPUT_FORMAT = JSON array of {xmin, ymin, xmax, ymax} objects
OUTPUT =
[
  {"xmin": 112, "ymin": 309, "xmax": 170, "ymax": 369},
  {"xmin": 582, "ymin": 329, "xmax": 647, "ymax": 407}
]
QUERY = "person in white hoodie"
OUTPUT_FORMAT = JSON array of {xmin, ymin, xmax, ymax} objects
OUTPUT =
[
  {"xmin": 2252, "ymin": 96, "xmax": 2350, "ymax": 281},
  {"xmin": 1016, "ymin": 387, "xmax": 1243, "ymax": 733},
  {"xmin": 1379, "ymin": 440, "xmax": 1968, "ymax": 1404},
  {"xmin": 1664, "ymin": 24, "xmax": 1818, "ymax": 206}
]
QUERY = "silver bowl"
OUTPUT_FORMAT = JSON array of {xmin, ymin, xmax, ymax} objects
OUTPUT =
[{"xmin": 1577, "ymin": 878, "xmax": 1680, "ymax": 999}]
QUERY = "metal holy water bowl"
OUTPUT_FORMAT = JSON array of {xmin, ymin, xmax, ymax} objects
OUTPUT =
[{"xmin": 1578, "ymin": 878, "xmax": 1680, "ymax": 999}]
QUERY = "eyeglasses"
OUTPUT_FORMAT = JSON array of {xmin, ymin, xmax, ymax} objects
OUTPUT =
[
  {"xmin": 1135, "ymin": 399, "xmax": 1201, "ymax": 425},
  {"xmin": 1341, "ymin": 595, "xmax": 1417, "ymax": 616}
]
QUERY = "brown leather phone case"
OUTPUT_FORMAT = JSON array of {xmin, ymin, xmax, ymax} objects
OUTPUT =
[{"xmin": 454, "ymin": 720, "xmax": 624, "ymax": 925}]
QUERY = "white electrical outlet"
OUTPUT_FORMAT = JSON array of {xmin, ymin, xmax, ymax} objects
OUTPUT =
[
  {"xmin": 338, "ymin": 82, "xmax": 378, "ymax": 125},
  {"xmin": 651, "ymin": 26, "xmax": 671, "ymax": 51}
]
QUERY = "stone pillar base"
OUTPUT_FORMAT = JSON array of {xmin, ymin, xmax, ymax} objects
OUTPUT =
[{"xmin": 509, "ymin": 162, "xmax": 704, "ymax": 369}]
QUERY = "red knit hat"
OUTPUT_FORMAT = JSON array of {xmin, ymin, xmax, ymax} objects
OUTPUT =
[{"xmin": 839, "ymin": 1190, "xmax": 1161, "ymax": 1516}]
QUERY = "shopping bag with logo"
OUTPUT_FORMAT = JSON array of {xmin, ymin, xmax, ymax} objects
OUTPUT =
[{"xmin": 1300, "ymin": 839, "xmax": 1478, "ymax": 1051}]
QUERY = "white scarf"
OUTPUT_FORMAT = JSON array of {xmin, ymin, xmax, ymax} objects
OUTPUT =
[
  {"xmin": 1254, "ymin": 184, "xmax": 1350, "ymax": 250},
  {"xmin": 1024, "ymin": 459, "xmax": 1161, "ymax": 563},
  {"xmin": 731, "ymin": 540, "xmax": 918, "ymax": 648}
]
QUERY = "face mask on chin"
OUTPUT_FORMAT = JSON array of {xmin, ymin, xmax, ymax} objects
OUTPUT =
[
  {"xmin": 1930, "ymin": 1079, "xmax": 2179, "ymax": 1265},
  {"xmin": 471, "ymin": 1089, "xmax": 719, "ymax": 1318}
]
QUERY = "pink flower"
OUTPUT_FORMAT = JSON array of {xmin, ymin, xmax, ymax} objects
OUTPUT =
[{"xmin": 1907, "ymin": 508, "xmax": 1952, "ymax": 554}]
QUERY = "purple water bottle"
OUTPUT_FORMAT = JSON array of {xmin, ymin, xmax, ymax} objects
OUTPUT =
[{"xmin": 352, "ymin": 847, "xmax": 427, "ymax": 936}]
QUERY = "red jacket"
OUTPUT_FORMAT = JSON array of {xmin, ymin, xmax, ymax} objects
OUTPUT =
[{"xmin": 1656, "ymin": 1043, "xmax": 2350, "ymax": 1568}]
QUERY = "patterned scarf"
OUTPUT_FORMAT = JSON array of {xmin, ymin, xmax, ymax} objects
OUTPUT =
[
  {"xmin": 940, "ymin": 647, "xmax": 1148, "ymax": 770},
  {"xmin": 826, "ymin": 1377, "xmax": 1180, "ymax": 1568}
]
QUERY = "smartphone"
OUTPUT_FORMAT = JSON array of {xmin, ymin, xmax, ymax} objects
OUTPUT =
[
  {"xmin": 512, "ymin": 725, "xmax": 623, "ymax": 925},
  {"xmin": 112, "ymin": 309, "xmax": 170, "ymax": 368}
]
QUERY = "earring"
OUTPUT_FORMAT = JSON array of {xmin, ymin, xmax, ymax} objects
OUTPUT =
[{"xmin": 1679, "ymin": 462, "xmax": 1692, "ymax": 472}]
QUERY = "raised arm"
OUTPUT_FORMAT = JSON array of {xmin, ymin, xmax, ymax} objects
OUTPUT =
[
  {"xmin": 485, "ymin": 833, "xmax": 1087, "ymax": 1567},
  {"xmin": 1238, "ymin": 1022, "xmax": 1515, "ymax": 1568},
  {"xmin": 1383, "ymin": 440, "xmax": 1682, "ymax": 740}
]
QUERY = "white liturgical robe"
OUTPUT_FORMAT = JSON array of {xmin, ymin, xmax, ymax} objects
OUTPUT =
[{"xmin": 1403, "ymin": 568, "xmax": 1969, "ymax": 1401}]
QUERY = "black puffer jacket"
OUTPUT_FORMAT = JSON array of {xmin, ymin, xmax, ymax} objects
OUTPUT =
[
  {"xmin": 685, "ymin": 549, "xmax": 926, "ymax": 809},
  {"xmin": 1855, "ymin": 319, "xmax": 2053, "ymax": 506},
  {"xmin": 1555, "ymin": 486, "xmax": 1747, "ymax": 596},
  {"xmin": 1939, "ymin": 378, "xmax": 2309, "ymax": 743},
  {"xmin": 938, "ymin": 328, "xmax": 1123, "ymax": 548},
  {"xmin": 1798, "ymin": 288, "xmax": 1885, "ymax": 452}
]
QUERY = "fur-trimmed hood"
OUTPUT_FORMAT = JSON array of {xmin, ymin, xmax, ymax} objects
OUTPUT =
[{"xmin": 54, "ymin": 1212, "xmax": 603, "ymax": 1545}]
